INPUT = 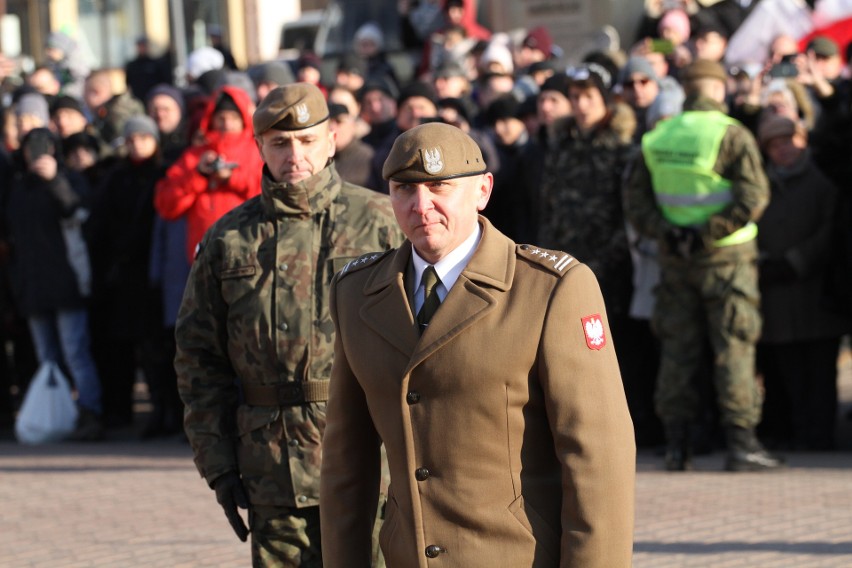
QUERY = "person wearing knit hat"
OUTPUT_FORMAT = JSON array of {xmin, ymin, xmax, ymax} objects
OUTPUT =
[
  {"xmin": 174, "ymin": 79, "xmax": 401, "ymax": 566},
  {"xmin": 538, "ymin": 72, "xmax": 572, "ymax": 128},
  {"xmin": 334, "ymin": 53, "xmax": 367, "ymax": 92},
  {"xmin": 566, "ymin": 63, "xmax": 613, "ymax": 132},
  {"xmin": 519, "ymin": 25, "xmax": 554, "ymax": 68},
  {"xmin": 321, "ymin": 119, "xmax": 635, "ymax": 568},
  {"xmin": 248, "ymin": 61, "xmax": 295, "ymax": 103},
  {"xmin": 185, "ymin": 46, "xmax": 225, "ymax": 82},
  {"xmin": 619, "ymin": 56, "xmax": 661, "ymax": 142},
  {"xmin": 14, "ymin": 92, "xmax": 50, "ymax": 142},
  {"xmin": 625, "ymin": 51, "xmax": 783, "ymax": 471},
  {"xmin": 658, "ymin": 8, "xmax": 691, "ymax": 48},
  {"xmin": 478, "ymin": 40, "xmax": 514, "ymax": 76},
  {"xmin": 123, "ymin": 115, "xmax": 160, "ymax": 143},
  {"xmin": 50, "ymin": 94, "xmax": 90, "ymax": 139},
  {"xmin": 753, "ymin": 112, "xmax": 847, "ymax": 452},
  {"xmin": 358, "ymin": 74, "xmax": 400, "ymax": 149},
  {"xmin": 396, "ymin": 81, "xmax": 439, "ymax": 132}
]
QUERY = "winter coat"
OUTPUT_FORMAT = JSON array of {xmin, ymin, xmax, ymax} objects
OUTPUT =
[
  {"xmin": 154, "ymin": 85, "xmax": 263, "ymax": 261},
  {"xmin": 4, "ymin": 167, "xmax": 92, "ymax": 316},
  {"xmin": 757, "ymin": 152, "xmax": 850, "ymax": 343}
]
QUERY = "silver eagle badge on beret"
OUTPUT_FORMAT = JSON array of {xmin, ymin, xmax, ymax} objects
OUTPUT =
[
  {"xmin": 296, "ymin": 103, "xmax": 310, "ymax": 124},
  {"xmin": 423, "ymin": 147, "xmax": 444, "ymax": 175}
]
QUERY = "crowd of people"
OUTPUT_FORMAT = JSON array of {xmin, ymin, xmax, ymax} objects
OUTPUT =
[{"xmin": 0, "ymin": 0, "xmax": 850, "ymax": 458}]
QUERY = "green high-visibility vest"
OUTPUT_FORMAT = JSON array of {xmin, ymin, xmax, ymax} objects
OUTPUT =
[{"xmin": 642, "ymin": 110, "xmax": 757, "ymax": 247}]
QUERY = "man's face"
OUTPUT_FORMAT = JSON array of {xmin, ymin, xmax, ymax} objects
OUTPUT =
[
  {"xmin": 622, "ymin": 73, "xmax": 659, "ymax": 109},
  {"xmin": 15, "ymin": 114, "xmax": 45, "ymax": 143},
  {"xmin": 389, "ymin": 173, "xmax": 492, "ymax": 264},
  {"xmin": 148, "ymin": 94, "xmax": 182, "ymax": 134},
  {"xmin": 27, "ymin": 69, "xmax": 61, "ymax": 96},
  {"xmin": 569, "ymin": 86, "xmax": 607, "ymax": 130},
  {"xmin": 52, "ymin": 108, "xmax": 88, "ymax": 138},
  {"xmin": 360, "ymin": 90, "xmax": 396, "ymax": 125},
  {"xmin": 695, "ymin": 32, "xmax": 727, "ymax": 62},
  {"xmin": 494, "ymin": 117, "xmax": 525, "ymax": 146},
  {"xmin": 329, "ymin": 113, "xmax": 356, "ymax": 150},
  {"xmin": 211, "ymin": 109, "xmax": 244, "ymax": 133},
  {"xmin": 434, "ymin": 75, "xmax": 468, "ymax": 99},
  {"xmin": 396, "ymin": 96, "xmax": 437, "ymax": 132},
  {"xmin": 83, "ymin": 79, "xmax": 111, "ymax": 110},
  {"xmin": 126, "ymin": 133, "xmax": 158, "ymax": 161},
  {"xmin": 256, "ymin": 120, "xmax": 335, "ymax": 184},
  {"xmin": 766, "ymin": 133, "xmax": 806, "ymax": 168},
  {"xmin": 65, "ymin": 146, "xmax": 97, "ymax": 171},
  {"xmin": 814, "ymin": 54, "xmax": 843, "ymax": 81},
  {"xmin": 537, "ymin": 90, "xmax": 571, "ymax": 125}
]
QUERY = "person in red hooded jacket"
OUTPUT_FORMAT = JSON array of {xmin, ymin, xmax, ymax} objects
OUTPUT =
[{"xmin": 154, "ymin": 85, "xmax": 263, "ymax": 261}]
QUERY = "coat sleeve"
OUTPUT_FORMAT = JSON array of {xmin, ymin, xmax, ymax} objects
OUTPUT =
[
  {"xmin": 538, "ymin": 264, "xmax": 636, "ymax": 568},
  {"xmin": 320, "ymin": 273, "xmax": 382, "ymax": 568},
  {"xmin": 623, "ymin": 151, "xmax": 670, "ymax": 240},
  {"xmin": 154, "ymin": 149, "xmax": 208, "ymax": 220},
  {"xmin": 707, "ymin": 124, "xmax": 770, "ymax": 242},
  {"xmin": 174, "ymin": 235, "xmax": 240, "ymax": 485}
]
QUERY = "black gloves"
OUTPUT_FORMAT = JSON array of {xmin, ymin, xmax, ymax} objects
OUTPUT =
[
  {"xmin": 212, "ymin": 471, "xmax": 250, "ymax": 542},
  {"xmin": 664, "ymin": 227, "xmax": 703, "ymax": 259},
  {"xmin": 760, "ymin": 257, "xmax": 797, "ymax": 285}
]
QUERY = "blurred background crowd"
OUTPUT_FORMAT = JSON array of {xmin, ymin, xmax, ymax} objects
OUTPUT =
[{"xmin": 0, "ymin": 0, "xmax": 851, "ymax": 451}]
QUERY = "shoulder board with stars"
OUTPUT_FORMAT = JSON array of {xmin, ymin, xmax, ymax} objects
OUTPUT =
[
  {"xmin": 516, "ymin": 244, "xmax": 577, "ymax": 275},
  {"xmin": 338, "ymin": 250, "xmax": 393, "ymax": 277}
]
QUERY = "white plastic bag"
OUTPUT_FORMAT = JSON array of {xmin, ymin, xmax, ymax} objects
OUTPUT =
[{"xmin": 15, "ymin": 362, "xmax": 79, "ymax": 444}]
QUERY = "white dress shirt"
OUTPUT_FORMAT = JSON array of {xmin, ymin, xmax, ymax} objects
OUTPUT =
[{"xmin": 411, "ymin": 223, "xmax": 482, "ymax": 315}]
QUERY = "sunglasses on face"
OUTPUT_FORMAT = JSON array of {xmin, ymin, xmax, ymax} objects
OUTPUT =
[{"xmin": 624, "ymin": 77, "xmax": 653, "ymax": 89}]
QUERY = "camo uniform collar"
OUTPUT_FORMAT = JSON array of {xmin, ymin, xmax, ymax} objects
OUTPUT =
[{"xmin": 260, "ymin": 163, "xmax": 341, "ymax": 218}]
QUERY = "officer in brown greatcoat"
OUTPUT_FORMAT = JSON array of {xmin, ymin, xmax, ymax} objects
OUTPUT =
[{"xmin": 320, "ymin": 122, "xmax": 636, "ymax": 568}]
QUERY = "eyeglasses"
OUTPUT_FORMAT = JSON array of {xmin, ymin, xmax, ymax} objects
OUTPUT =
[{"xmin": 624, "ymin": 77, "xmax": 653, "ymax": 89}]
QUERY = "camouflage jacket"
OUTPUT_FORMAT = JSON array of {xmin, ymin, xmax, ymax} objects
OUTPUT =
[
  {"xmin": 536, "ymin": 113, "xmax": 637, "ymax": 316},
  {"xmin": 176, "ymin": 163, "xmax": 403, "ymax": 507},
  {"xmin": 624, "ymin": 96, "xmax": 769, "ymax": 260}
]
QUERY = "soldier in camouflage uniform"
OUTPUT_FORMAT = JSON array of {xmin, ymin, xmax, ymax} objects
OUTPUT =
[
  {"xmin": 624, "ymin": 59, "xmax": 783, "ymax": 472},
  {"xmin": 175, "ymin": 83, "xmax": 403, "ymax": 567}
]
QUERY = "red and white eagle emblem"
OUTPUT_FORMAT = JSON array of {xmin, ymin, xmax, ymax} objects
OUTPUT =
[{"xmin": 581, "ymin": 314, "xmax": 606, "ymax": 350}]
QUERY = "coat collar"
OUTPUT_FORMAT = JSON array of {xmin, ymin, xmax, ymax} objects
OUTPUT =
[
  {"xmin": 260, "ymin": 163, "xmax": 340, "ymax": 218},
  {"xmin": 358, "ymin": 217, "xmax": 515, "ymax": 370}
]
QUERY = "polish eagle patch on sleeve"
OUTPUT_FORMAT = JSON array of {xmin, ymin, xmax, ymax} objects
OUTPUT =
[{"xmin": 581, "ymin": 314, "xmax": 606, "ymax": 350}]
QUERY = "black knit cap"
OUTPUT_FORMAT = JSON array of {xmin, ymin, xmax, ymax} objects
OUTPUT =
[
  {"xmin": 50, "ymin": 95, "xmax": 86, "ymax": 116},
  {"xmin": 398, "ymin": 81, "xmax": 438, "ymax": 107}
]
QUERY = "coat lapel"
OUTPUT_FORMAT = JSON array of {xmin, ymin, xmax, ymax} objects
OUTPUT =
[
  {"xmin": 408, "ymin": 218, "xmax": 516, "ymax": 371},
  {"xmin": 359, "ymin": 246, "xmax": 420, "ymax": 356}
]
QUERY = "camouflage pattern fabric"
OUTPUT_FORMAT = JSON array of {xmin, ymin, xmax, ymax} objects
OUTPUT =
[
  {"xmin": 652, "ymin": 254, "xmax": 763, "ymax": 428},
  {"xmin": 250, "ymin": 502, "xmax": 387, "ymax": 568},
  {"xmin": 624, "ymin": 95, "xmax": 770, "ymax": 431},
  {"xmin": 536, "ymin": 115, "xmax": 636, "ymax": 316},
  {"xmin": 176, "ymin": 163, "xmax": 403, "ymax": 509}
]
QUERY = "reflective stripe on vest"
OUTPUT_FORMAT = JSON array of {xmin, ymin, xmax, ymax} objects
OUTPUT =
[{"xmin": 642, "ymin": 111, "xmax": 756, "ymax": 247}]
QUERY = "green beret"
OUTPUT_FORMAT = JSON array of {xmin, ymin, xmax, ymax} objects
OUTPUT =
[
  {"xmin": 382, "ymin": 122, "xmax": 487, "ymax": 182},
  {"xmin": 681, "ymin": 59, "xmax": 728, "ymax": 83},
  {"xmin": 253, "ymin": 82, "xmax": 329, "ymax": 135}
]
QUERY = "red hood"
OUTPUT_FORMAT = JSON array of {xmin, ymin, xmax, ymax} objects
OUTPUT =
[
  {"xmin": 198, "ymin": 85, "xmax": 256, "ymax": 150},
  {"xmin": 443, "ymin": 0, "xmax": 491, "ymax": 41}
]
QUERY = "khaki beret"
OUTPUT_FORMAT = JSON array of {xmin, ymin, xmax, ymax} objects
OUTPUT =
[
  {"xmin": 382, "ymin": 122, "xmax": 487, "ymax": 182},
  {"xmin": 681, "ymin": 59, "xmax": 728, "ymax": 83},
  {"xmin": 253, "ymin": 82, "xmax": 329, "ymax": 135}
]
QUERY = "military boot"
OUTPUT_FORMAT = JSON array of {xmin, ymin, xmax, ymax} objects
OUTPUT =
[
  {"xmin": 663, "ymin": 423, "xmax": 692, "ymax": 471},
  {"xmin": 724, "ymin": 426, "xmax": 785, "ymax": 472}
]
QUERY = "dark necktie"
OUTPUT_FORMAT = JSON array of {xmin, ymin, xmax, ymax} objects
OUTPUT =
[{"xmin": 417, "ymin": 266, "xmax": 441, "ymax": 329}]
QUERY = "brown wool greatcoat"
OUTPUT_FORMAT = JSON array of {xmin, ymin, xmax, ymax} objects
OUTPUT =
[{"xmin": 320, "ymin": 218, "xmax": 636, "ymax": 568}]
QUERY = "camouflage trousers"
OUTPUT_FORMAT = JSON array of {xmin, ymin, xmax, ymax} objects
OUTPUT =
[
  {"xmin": 249, "ymin": 499, "xmax": 386, "ymax": 567},
  {"xmin": 652, "ymin": 254, "xmax": 763, "ymax": 429}
]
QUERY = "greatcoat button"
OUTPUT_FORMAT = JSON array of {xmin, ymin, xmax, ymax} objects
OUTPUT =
[
  {"xmin": 425, "ymin": 545, "xmax": 444, "ymax": 558},
  {"xmin": 297, "ymin": 495, "xmax": 307, "ymax": 503},
  {"xmin": 415, "ymin": 467, "xmax": 430, "ymax": 481},
  {"xmin": 406, "ymin": 391, "xmax": 421, "ymax": 404},
  {"xmin": 279, "ymin": 322, "xmax": 289, "ymax": 331}
]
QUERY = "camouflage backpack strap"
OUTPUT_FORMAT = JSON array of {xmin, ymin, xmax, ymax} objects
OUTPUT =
[
  {"xmin": 516, "ymin": 244, "xmax": 578, "ymax": 276},
  {"xmin": 338, "ymin": 249, "xmax": 393, "ymax": 278}
]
